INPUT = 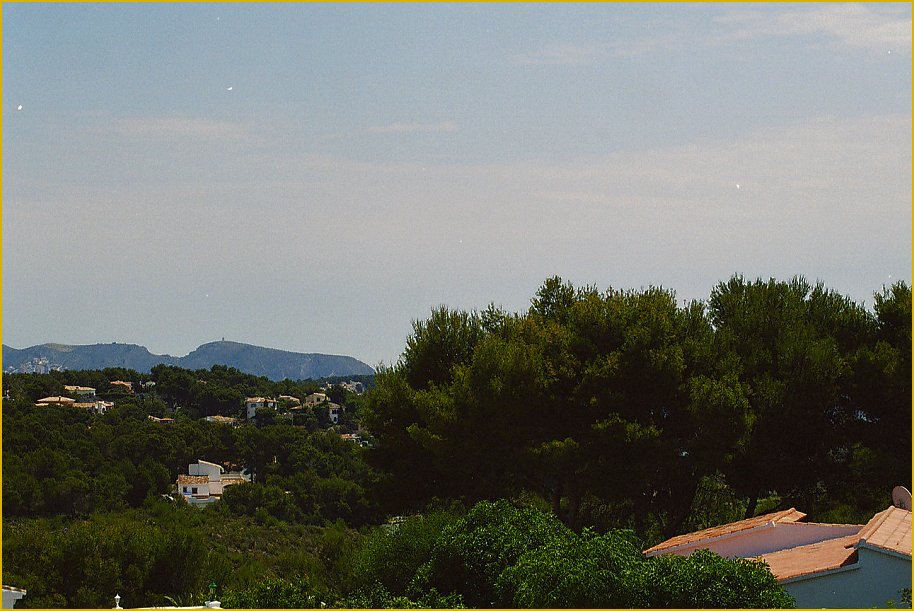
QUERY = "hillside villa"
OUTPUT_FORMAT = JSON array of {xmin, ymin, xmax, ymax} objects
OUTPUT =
[{"xmin": 176, "ymin": 460, "xmax": 250, "ymax": 506}]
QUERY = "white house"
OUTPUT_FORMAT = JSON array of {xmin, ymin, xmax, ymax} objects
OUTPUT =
[
  {"xmin": 244, "ymin": 397, "xmax": 277, "ymax": 420},
  {"xmin": 74, "ymin": 400, "xmax": 114, "ymax": 415},
  {"xmin": 327, "ymin": 402, "xmax": 343, "ymax": 424},
  {"xmin": 645, "ymin": 500, "xmax": 912, "ymax": 608},
  {"xmin": 2, "ymin": 586, "xmax": 26, "ymax": 609},
  {"xmin": 204, "ymin": 415, "xmax": 240, "ymax": 426},
  {"xmin": 176, "ymin": 460, "xmax": 249, "ymax": 506},
  {"xmin": 304, "ymin": 392, "xmax": 328, "ymax": 405}
]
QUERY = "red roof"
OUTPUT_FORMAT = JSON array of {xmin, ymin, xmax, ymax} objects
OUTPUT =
[
  {"xmin": 644, "ymin": 508, "xmax": 807, "ymax": 555},
  {"xmin": 857, "ymin": 506, "xmax": 912, "ymax": 556},
  {"xmin": 759, "ymin": 534, "xmax": 859, "ymax": 581},
  {"xmin": 177, "ymin": 475, "xmax": 209, "ymax": 485}
]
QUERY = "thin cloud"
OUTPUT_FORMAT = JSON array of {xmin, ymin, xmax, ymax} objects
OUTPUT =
[
  {"xmin": 114, "ymin": 117, "xmax": 249, "ymax": 140},
  {"xmin": 712, "ymin": 3, "xmax": 911, "ymax": 52},
  {"xmin": 511, "ymin": 43, "xmax": 600, "ymax": 66},
  {"xmin": 368, "ymin": 121, "xmax": 458, "ymax": 134}
]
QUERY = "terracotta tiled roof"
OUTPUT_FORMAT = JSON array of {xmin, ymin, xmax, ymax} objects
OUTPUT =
[
  {"xmin": 2, "ymin": 585, "xmax": 27, "ymax": 593},
  {"xmin": 36, "ymin": 396, "xmax": 76, "ymax": 404},
  {"xmin": 73, "ymin": 402, "xmax": 102, "ymax": 409},
  {"xmin": 644, "ymin": 508, "xmax": 807, "ymax": 555},
  {"xmin": 206, "ymin": 415, "xmax": 239, "ymax": 423},
  {"xmin": 759, "ymin": 534, "xmax": 860, "ymax": 581},
  {"xmin": 177, "ymin": 475, "xmax": 209, "ymax": 485},
  {"xmin": 857, "ymin": 506, "xmax": 912, "ymax": 556}
]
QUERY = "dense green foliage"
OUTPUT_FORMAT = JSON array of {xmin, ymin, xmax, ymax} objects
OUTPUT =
[
  {"xmin": 368, "ymin": 499, "xmax": 792, "ymax": 608},
  {"xmin": 2, "ymin": 399, "xmax": 377, "ymax": 524},
  {"xmin": 2, "ymin": 275, "xmax": 907, "ymax": 608},
  {"xmin": 363, "ymin": 276, "xmax": 911, "ymax": 536},
  {"xmin": 637, "ymin": 549, "xmax": 795, "ymax": 608}
]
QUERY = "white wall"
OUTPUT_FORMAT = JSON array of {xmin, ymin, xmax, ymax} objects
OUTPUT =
[
  {"xmin": 2, "ymin": 589, "xmax": 26, "ymax": 608},
  {"xmin": 189, "ymin": 462, "xmax": 222, "ymax": 480},
  {"xmin": 784, "ymin": 549, "xmax": 911, "ymax": 608}
]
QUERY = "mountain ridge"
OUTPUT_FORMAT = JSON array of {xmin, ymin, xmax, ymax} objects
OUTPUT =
[{"xmin": 2, "ymin": 340, "xmax": 375, "ymax": 380}]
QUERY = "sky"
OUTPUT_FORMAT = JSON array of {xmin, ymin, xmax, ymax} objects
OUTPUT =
[{"xmin": 3, "ymin": 3, "xmax": 911, "ymax": 368}]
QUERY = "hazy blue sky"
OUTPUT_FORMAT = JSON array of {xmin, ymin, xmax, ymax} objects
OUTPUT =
[{"xmin": 3, "ymin": 3, "xmax": 911, "ymax": 367}]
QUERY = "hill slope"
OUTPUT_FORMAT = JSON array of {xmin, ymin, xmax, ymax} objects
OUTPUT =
[{"xmin": 2, "ymin": 341, "xmax": 374, "ymax": 380}]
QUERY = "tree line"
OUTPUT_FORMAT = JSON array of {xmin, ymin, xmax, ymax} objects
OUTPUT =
[
  {"xmin": 2, "ymin": 274, "xmax": 909, "ymax": 607},
  {"xmin": 361, "ymin": 275, "xmax": 910, "ymax": 540}
]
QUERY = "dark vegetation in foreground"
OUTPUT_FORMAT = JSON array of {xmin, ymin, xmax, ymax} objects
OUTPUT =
[{"xmin": 2, "ymin": 275, "xmax": 909, "ymax": 608}]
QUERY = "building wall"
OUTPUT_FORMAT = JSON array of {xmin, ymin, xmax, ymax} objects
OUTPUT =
[
  {"xmin": 2, "ymin": 589, "xmax": 26, "ymax": 609},
  {"xmin": 246, "ymin": 401, "xmax": 264, "ymax": 420},
  {"xmin": 181, "ymin": 482, "xmax": 212, "ymax": 497},
  {"xmin": 784, "ymin": 549, "xmax": 911, "ymax": 608},
  {"xmin": 189, "ymin": 462, "xmax": 222, "ymax": 480}
]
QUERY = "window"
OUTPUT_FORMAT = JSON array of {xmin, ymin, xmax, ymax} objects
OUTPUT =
[{"xmin": 191, "ymin": 487, "xmax": 198, "ymax": 494}]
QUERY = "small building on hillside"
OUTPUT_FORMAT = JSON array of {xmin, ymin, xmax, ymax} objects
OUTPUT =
[
  {"xmin": 327, "ymin": 402, "xmax": 343, "ymax": 424},
  {"xmin": 110, "ymin": 380, "xmax": 134, "ymax": 393},
  {"xmin": 304, "ymin": 392, "xmax": 328, "ymax": 405},
  {"xmin": 35, "ymin": 396, "xmax": 76, "ymax": 407},
  {"xmin": 244, "ymin": 397, "xmax": 277, "ymax": 420},
  {"xmin": 644, "ymin": 493, "xmax": 912, "ymax": 608},
  {"xmin": 176, "ymin": 460, "xmax": 250, "ymax": 506},
  {"xmin": 37, "ymin": 396, "xmax": 112, "ymax": 414},
  {"xmin": 74, "ymin": 400, "xmax": 114, "ymax": 415},
  {"xmin": 148, "ymin": 415, "xmax": 175, "ymax": 425},
  {"xmin": 64, "ymin": 385, "xmax": 96, "ymax": 400},
  {"xmin": 205, "ymin": 415, "xmax": 241, "ymax": 426}
]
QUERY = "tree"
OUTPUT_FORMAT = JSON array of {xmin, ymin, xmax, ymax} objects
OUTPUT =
[
  {"xmin": 636, "ymin": 549, "xmax": 795, "ymax": 608},
  {"xmin": 363, "ymin": 279, "xmax": 751, "ymax": 534},
  {"xmin": 401, "ymin": 306, "xmax": 485, "ymax": 390},
  {"xmin": 409, "ymin": 499, "xmax": 571, "ymax": 607},
  {"xmin": 220, "ymin": 577, "xmax": 330, "ymax": 609},
  {"xmin": 708, "ymin": 276, "xmax": 873, "ymax": 517},
  {"xmin": 497, "ymin": 528, "xmax": 644, "ymax": 608},
  {"xmin": 403, "ymin": 500, "xmax": 794, "ymax": 609},
  {"xmin": 350, "ymin": 509, "xmax": 461, "ymax": 596}
]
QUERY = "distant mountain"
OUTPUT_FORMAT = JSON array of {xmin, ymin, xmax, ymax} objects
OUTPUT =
[{"xmin": 2, "ymin": 341, "xmax": 375, "ymax": 380}]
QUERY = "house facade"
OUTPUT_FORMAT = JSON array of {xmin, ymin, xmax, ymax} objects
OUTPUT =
[
  {"xmin": 244, "ymin": 397, "xmax": 277, "ymax": 420},
  {"xmin": 645, "ymin": 502, "xmax": 912, "ymax": 608},
  {"xmin": 304, "ymin": 392, "xmax": 328, "ymax": 405},
  {"xmin": 327, "ymin": 402, "xmax": 342, "ymax": 424},
  {"xmin": 176, "ymin": 460, "xmax": 250, "ymax": 506}
]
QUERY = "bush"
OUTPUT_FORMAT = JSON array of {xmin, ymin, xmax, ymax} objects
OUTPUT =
[
  {"xmin": 220, "ymin": 577, "xmax": 330, "ymax": 609},
  {"xmin": 497, "ymin": 528, "xmax": 643, "ymax": 608},
  {"xmin": 351, "ymin": 510, "xmax": 460, "ymax": 596},
  {"xmin": 636, "ymin": 549, "xmax": 796, "ymax": 608},
  {"xmin": 409, "ymin": 499, "xmax": 571, "ymax": 607}
]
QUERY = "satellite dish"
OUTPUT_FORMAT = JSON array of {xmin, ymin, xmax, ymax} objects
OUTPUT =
[{"xmin": 891, "ymin": 486, "xmax": 911, "ymax": 510}]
